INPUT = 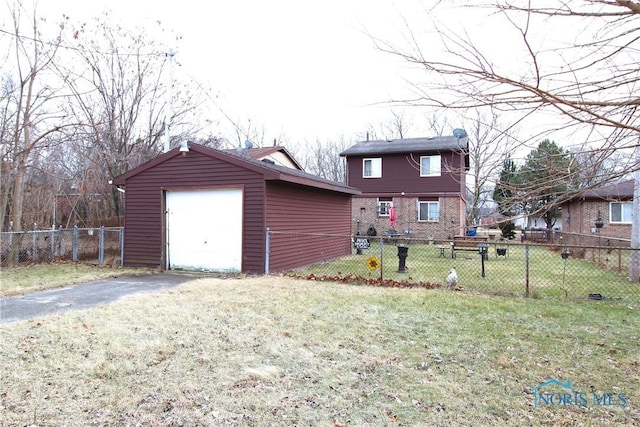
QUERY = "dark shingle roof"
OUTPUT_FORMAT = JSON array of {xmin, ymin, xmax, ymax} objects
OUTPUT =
[
  {"xmin": 582, "ymin": 179, "xmax": 635, "ymax": 200},
  {"xmin": 339, "ymin": 136, "xmax": 468, "ymax": 157},
  {"xmin": 222, "ymin": 145, "xmax": 303, "ymax": 170}
]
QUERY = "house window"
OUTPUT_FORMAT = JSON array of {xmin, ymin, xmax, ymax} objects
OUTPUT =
[
  {"xmin": 420, "ymin": 155, "xmax": 441, "ymax": 177},
  {"xmin": 363, "ymin": 158, "xmax": 382, "ymax": 178},
  {"xmin": 610, "ymin": 202, "xmax": 632, "ymax": 223},
  {"xmin": 418, "ymin": 200, "xmax": 440, "ymax": 221},
  {"xmin": 378, "ymin": 198, "xmax": 392, "ymax": 217}
]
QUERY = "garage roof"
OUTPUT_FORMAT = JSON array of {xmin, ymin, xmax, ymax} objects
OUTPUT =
[{"xmin": 113, "ymin": 142, "xmax": 360, "ymax": 195}]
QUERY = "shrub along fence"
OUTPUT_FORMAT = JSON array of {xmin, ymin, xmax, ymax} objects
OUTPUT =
[
  {"xmin": 267, "ymin": 230, "xmax": 640, "ymax": 304},
  {"xmin": 0, "ymin": 226, "xmax": 123, "ymax": 267}
]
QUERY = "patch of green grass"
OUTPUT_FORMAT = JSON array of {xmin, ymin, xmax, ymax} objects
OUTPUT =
[
  {"xmin": 292, "ymin": 243, "xmax": 640, "ymax": 303},
  {"xmin": 0, "ymin": 276, "xmax": 638, "ymax": 425},
  {"xmin": 0, "ymin": 262, "xmax": 151, "ymax": 297}
]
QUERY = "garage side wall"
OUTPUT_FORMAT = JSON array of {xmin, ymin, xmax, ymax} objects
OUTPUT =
[
  {"xmin": 266, "ymin": 182, "xmax": 352, "ymax": 272},
  {"xmin": 122, "ymin": 152, "xmax": 265, "ymax": 271}
]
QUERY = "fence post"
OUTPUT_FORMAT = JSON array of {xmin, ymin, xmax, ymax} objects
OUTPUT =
[
  {"xmin": 265, "ymin": 227, "xmax": 270, "ymax": 275},
  {"xmin": 57, "ymin": 225, "xmax": 63, "ymax": 257},
  {"xmin": 525, "ymin": 243, "xmax": 530, "ymax": 298},
  {"xmin": 50, "ymin": 225, "xmax": 55, "ymax": 260},
  {"xmin": 31, "ymin": 229, "xmax": 37, "ymax": 262},
  {"xmin": 99, "ymin": 226, "xmax": 105, "ymax": 265},
  {"xmin": 72, "ymin": 226, "xmax": 78, "ymax": 262},
  {"xmin": 380, "ymin": 237, "xmax": 384, "ymax": 281},
  {"xmin": 119, "ymin": 227, "xmax": 124, "ymax": 267}
]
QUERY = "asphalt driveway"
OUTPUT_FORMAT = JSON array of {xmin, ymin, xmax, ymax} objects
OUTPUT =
[{"xmin": 0, "ymin": 273, "xmax": 198, "ymax": 324}]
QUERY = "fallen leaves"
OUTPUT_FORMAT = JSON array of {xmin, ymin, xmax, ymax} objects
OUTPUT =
[{"xmin": 286, "ymin": 273, "xmax": 443, "ymax": 290}]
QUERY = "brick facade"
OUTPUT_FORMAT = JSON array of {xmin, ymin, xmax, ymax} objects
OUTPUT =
[
  {"xmin": 563, "ymin": 199, "xmax": 632, "ymax": 241},
  {"xmin": 351, "ymin": 195, "xmax": 465, "ymax": 241}
]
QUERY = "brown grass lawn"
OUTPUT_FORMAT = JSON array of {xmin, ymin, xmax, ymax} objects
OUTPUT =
[{"xmin": 0, "ymin": 275, "xmax": 639, "ymax": 426}]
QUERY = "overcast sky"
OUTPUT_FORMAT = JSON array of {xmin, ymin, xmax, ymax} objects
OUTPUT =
[{"xmin": 34, "ymin": 0, "xmax": 469, "ymax": 145}]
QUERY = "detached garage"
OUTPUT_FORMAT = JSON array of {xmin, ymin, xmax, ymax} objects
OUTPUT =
[{"xmin": 113, "ymin": 142, "xmax": 359, "ymax": 273}]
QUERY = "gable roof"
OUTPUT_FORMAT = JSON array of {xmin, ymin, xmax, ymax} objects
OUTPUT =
[
  {"xmin": 580, "ymin": 179, "xmax": 635, "ymax": 201},
  {"xmin": 113, "ymin": 142, "xmax": 360, "ymax": 195},
  {"xmin": 339, "ymin": 136, "xmax": 469, "ymax": 157},
  {"xmin": 222, "ymin": 145, "xmax": 303, "ymax": 170}
]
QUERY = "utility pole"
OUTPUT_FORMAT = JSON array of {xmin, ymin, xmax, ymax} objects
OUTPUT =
[
  {"xmin": 163, "ymin": 48, "xmax": 174, "ymax": 153},
  {"xmin": 630, "ymin": 145, "xmax": 640, "ymax": 281}
]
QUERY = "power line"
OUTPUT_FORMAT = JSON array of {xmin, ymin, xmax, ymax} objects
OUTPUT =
[{"xmin": 177, "ymin": 62, "xmax": 249, "ymax": 143}]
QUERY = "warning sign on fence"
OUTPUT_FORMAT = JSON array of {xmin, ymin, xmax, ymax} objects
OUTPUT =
[{"xmin": 366, "ymin": 256, "xmax": 380, "ymax": 271}]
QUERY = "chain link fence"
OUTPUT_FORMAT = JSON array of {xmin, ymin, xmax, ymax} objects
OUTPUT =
[
  {"xmin": 268, "ymin": 230, "xmax": 640, "ymax": 304},
  {"xmin": 0, "ymin": 227, "xmax": 124, "ymax": 267}
]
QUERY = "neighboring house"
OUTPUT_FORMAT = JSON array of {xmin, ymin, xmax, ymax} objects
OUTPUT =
[
  {"xmin": 340, "ymin": 136, "xmax": 469, "ymax": 240},
  {"xmin": 223, "ymin": 145, "xmax": 303, "ymax": 170},
  {"xmin": 113, "ymin": 142, "xmax": 359, "ymax": 273},
  {"xmin": 560, "ymin": 179, "xmax": 634, "ymax": 241},
  {"xmin": 522, "ymin": 213, "xmax": 563, "ymax": 231}
]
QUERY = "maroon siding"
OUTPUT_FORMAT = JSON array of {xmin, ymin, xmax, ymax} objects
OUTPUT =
[
  {"xmin": 266, "ymin": 182, "xmax": 352, "ymax": 271},
  {"xmin": 346, "ymin": 152, "xmax": 466, "ymax": 196},
  {"xmin": 122, "ymin": 150, "xmax": 266, "ymax": 272}
]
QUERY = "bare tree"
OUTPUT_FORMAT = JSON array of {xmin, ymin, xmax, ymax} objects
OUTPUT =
[
  {"xmin": 2, "ymin": 4, "xmax": 214, "ymax": 231},
  {"xmin": 57, "ymin": 13, "xmax": 204, "ymax": 220},
  {"xmin": 302, "ymin": 137, "xmax": 349, "ymax": 183},
  {"xmin": 376, "ymin": 0, "xmax": 640, "ymax": 186},
  {"xmin": 231, "ymin": 118, "xmax": 267, "ymax": 148},
  {"xmin": 1, "ymin": 3, "xmax": 66, "ymax": 233},
  {"xmin": 422, "ymin": 108, "xmax": 520, "ymax": 226},
  {"xmin": 376, "ymin": 0, "xmax": 640, "ymax": 277},
  {"xmin": 464, "ymin": 108, "xmax": 520, "ymax": 225},
  {"xmin": 362, "ymin": 109, "xmax": 413, "ymax": 141}
]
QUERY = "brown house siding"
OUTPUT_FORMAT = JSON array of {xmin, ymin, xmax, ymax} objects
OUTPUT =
[
  {"xmin": 121, "ymin": 151, "xmax": 266, "ymax": 271},
  {"xmin": 115, "ymin": 143, "xmax": 360, "ymax": 274},
  {"xmin": 346, "ymin": 152, "xmax": 466, "ymax": 240},
  {"xmin": 346, "ymin": 152, "xmax": 465, "ymax": 194},
  {"xmin": 266, "ymin": 182, "xmax": 352, "ymax": 272}
]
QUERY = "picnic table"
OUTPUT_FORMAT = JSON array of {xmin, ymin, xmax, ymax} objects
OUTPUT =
[{"xmin": 435, "ymin": 244, "xmax": 450, "ymax": 257}]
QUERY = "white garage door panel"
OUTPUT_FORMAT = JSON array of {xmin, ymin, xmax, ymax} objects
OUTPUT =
[{"xmin": 166, "ymin": 189, "xmax": 242, "ymax": 271}]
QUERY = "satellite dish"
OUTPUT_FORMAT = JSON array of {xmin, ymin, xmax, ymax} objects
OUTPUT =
[
  {"xmin": 452, "ymin": 128, "xmax": 467, "ymax": 139},
  {"xmin": 245, "ymin": 139, "xmax": 254, "ymax": 149}
]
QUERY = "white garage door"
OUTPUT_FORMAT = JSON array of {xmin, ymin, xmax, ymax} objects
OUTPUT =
[{"xmin": 166, "ymin": 188, "xmax": 243, "ymax": 272}]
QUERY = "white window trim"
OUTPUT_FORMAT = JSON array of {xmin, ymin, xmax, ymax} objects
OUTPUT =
[
  {"xmin": 420, "ymin": 155, "xmax": 441, "ymax": 177},
  {"xmin": 378, "ymin": 199, "xmax": 392, "ymax": 217},
  {"xmin": 418, "ymin": 200, "xmax": 440, "ymax": 222},
  {"xmin": 609, "ymin": 201, "xmax": 633, "ymax": 224},
  {"xmin": 363, "ymin": 158, "xmax": 382, "ymax": 178}
]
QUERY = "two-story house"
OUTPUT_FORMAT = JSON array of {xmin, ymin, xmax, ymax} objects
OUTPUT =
[{"xmin": 340, "ymin": 136, "xmax": 469, "ymax": 240}]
